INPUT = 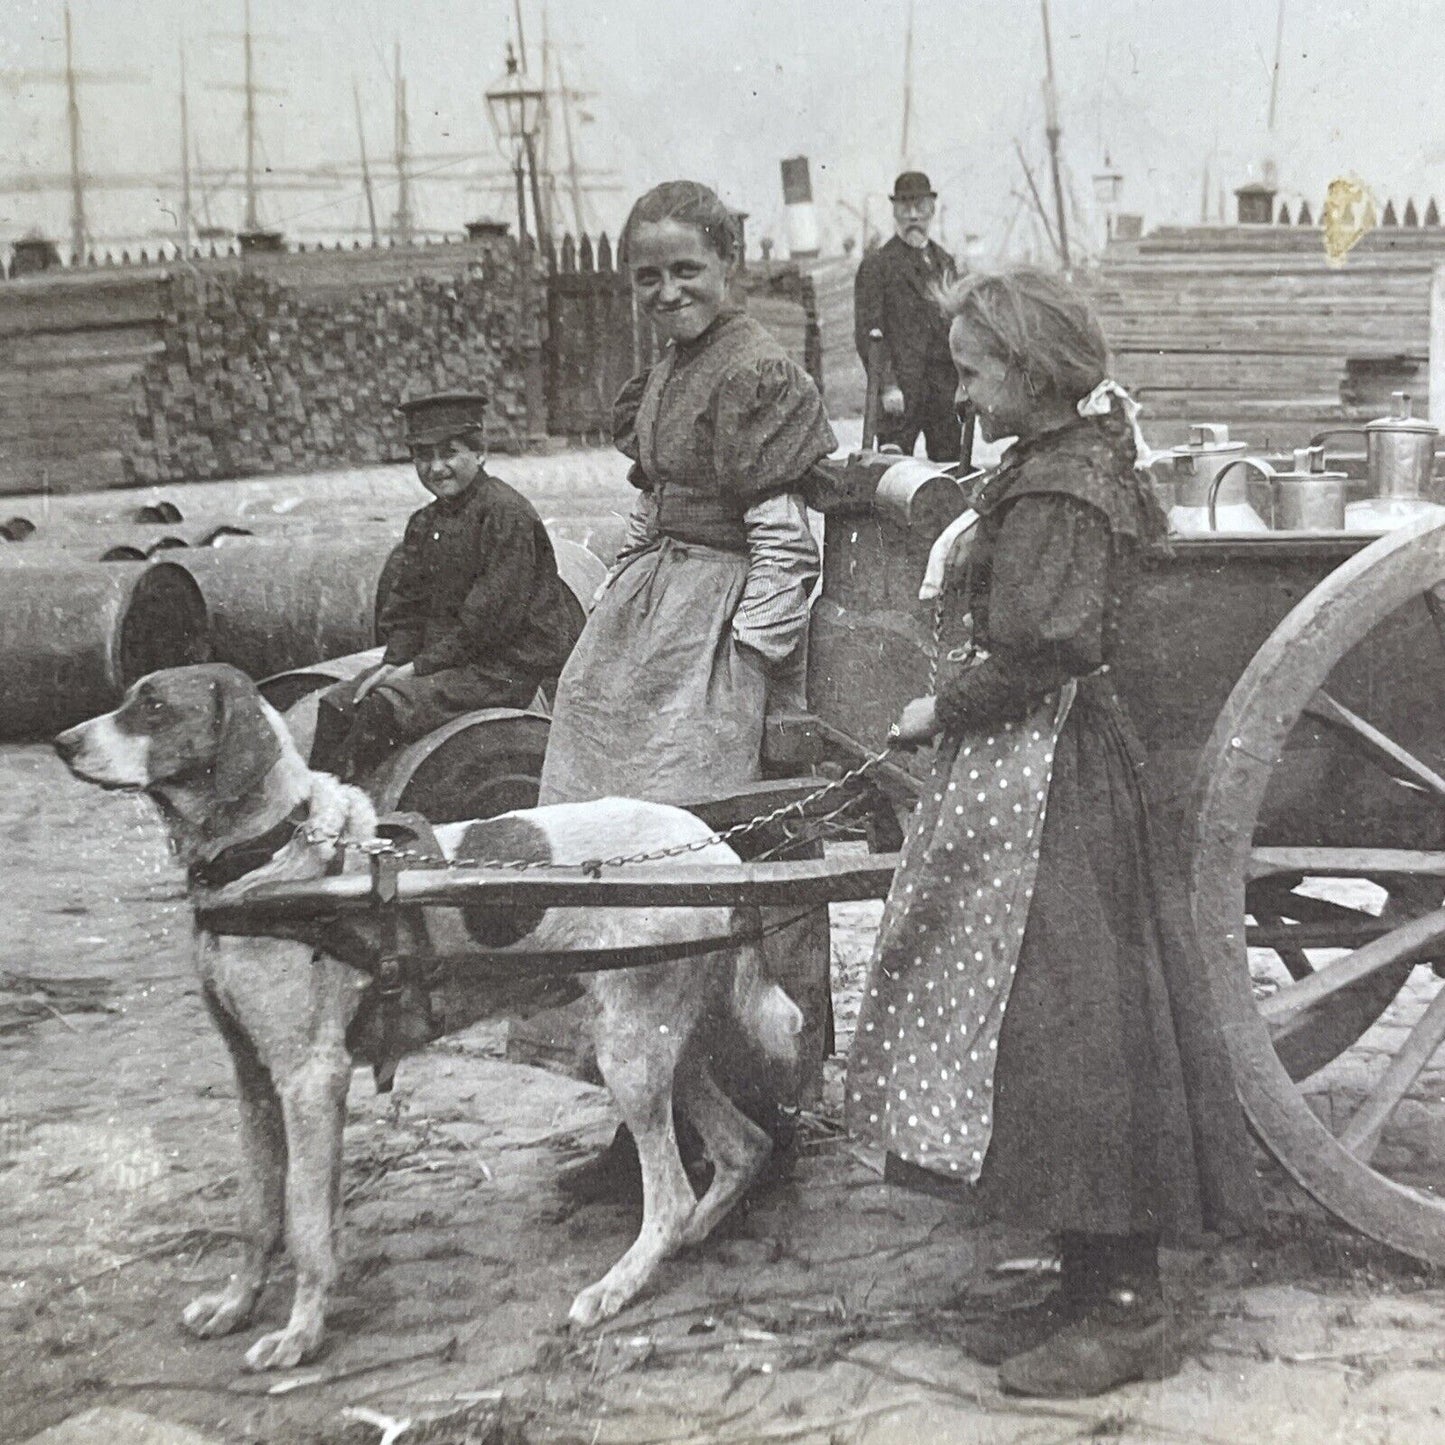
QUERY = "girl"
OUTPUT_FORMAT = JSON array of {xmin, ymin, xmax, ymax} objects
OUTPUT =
[
  {"xmin": 539, "ymin": 179, "xmax": 836, "ymax": 807},
  {"xmin": 849, "ymin": 267, "xmax": 1259, "ymax": 1398},
  {"xmin": 537, "ymin": 181, "xmax": 837, "ymax": 1198}
]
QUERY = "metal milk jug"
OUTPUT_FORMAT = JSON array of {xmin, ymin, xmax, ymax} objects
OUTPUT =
[
  {"xmin": 1270, "ymin": 447, "xmax": 1348, "ymax": 531},
  {"xmin": 1312, "ymin": 392, "xmax": 1445, "ymax": 529},
  {"xmin": 1168, "ymin": 424, "xmax": 1270, "ymax": 533}
]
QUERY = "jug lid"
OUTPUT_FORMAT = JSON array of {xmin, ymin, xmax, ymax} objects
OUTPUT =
[
  {"xmin": 1178, "ymin": 422, "xmax": 1248, "ymax": 454},
  {"xmin": 1365, "ymin": 391, "xmax": 1438, "ymax": 436},
  {"xmin": 1278, "ymin": 445, "xmax": 1347, "ymax": 480}
]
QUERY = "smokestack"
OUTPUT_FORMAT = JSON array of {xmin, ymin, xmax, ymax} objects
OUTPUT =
[{"xmin": 780, "ymin": 156, "xmax": 820, "ymax": 260}]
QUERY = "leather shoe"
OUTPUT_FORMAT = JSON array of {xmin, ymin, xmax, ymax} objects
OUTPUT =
[
  {"xmin": 998, "ymin": 1294, "xmax": 1183, "ymax": 1398},
  {"xmin": 958, "ymin": 1291, "xmax": 1081, "ymax": 1366}
]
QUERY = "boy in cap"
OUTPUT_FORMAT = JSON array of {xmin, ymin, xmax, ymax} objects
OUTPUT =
[
  {"xmin": 310, "ymin": 389, "xmax": 584, "ymax": 783},
  {"xmin": 853, "ymin": 171, "xmax": 962, "ymax": 460}
]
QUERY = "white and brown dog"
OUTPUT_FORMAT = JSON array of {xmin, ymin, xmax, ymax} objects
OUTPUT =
[{"xmin": 54, "ymin": 663, "xmax": 802, "ymax": 1371}]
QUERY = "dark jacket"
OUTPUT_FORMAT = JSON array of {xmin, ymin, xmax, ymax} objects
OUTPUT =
[
  {"xmin": 853, "ymin": 234, "xmax": 957, "ymax": 393},
  {"xmin": 377, "ymin": 470, "xmax": 581, "ymax": 681}
]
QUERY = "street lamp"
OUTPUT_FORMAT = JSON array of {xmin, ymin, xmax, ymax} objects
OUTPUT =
[
  {"xmin": 485, "ymin": 42, "xmax": 547, "ymax": 261},
  {"xmin": 1092, "ymin": 153, "xmax": 1124, "ymax": 240}
]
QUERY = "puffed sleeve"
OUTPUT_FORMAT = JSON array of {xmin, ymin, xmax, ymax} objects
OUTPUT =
[
  {"xmin": 935, "ymin": 494, "xmax": 1110, "ymax": 729},
  {"xmin": 733, "ymin": 490, "xmax": 819, "ymax": 666},
  {"xmin": 710, "ymin": 357, "xmax": 838, "ymax": 501},
  {"xmin": 612, "ymin": 371, "xmax": 651, "ymax": 491}
]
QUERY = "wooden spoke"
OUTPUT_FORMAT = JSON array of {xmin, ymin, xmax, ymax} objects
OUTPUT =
[
  {"xmin": 1250, "ymin": 848, "xmax": 1445, "ymax": 880},
  {"xmin": 1248, "ymin": 919, "xmax": 1389, "ymax": 951},
  {"xmin": 1423, "ymin": 583, "xmax": 1445, "ymax": 662},
  {"xmin": 1259, "ymin": 908, "xmax": 1445, "ymax": 1027},
  {"xmin": 1249, "ymin": 882, "xmax": 1385, "ymax": 928},
  {"xmin": 1302, "ymin": 690, "xmax": 1445, "ymax": 798},
  {"xmin": 1247, "ymin": 907, "xmax": 1318, "ymax": 980},
  {"xmin": 1338, "ymin": 983, "xmax": 1445, "ymax": 1160}
]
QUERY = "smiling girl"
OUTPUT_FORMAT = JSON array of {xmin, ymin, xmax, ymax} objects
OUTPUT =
[{"xmin": 539, "ymin": 181, "xmax": 836, "ymax": 806}]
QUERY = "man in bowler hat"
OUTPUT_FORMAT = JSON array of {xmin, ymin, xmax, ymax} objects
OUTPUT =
[
  {"xmin": 310, "ymin": 390, "xmax": 583, "ymax": 783},
  {"xmin": 853, "ymin": 171, "xmax": 961, "ymax": 460}
]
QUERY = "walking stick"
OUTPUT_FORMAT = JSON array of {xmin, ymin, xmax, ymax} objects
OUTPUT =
[{"xmin": 861, "ymin": 329, "xmax": 886, "ymax": 451}]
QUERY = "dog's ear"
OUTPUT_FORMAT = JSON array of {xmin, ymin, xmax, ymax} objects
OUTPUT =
[{"xmin": 209, "ymin": 668, "xmax": 283, "ymax": 805}]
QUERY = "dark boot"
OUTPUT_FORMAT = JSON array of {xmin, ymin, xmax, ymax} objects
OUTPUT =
[
  {"xmin": 998, "ymin": 1233, "xmax": 1183, "ymax": 1398},
  {"xmin": 958, "ymin": 1232, "xmax": 1094, "ymax": 1365},
  {"xmin": 959, "ymin": 1292, "xmax": 1084, "ymax": 1366},
  {"xmin": 333, "ymin": 694, "xmax": 402, "ymax": 784}
]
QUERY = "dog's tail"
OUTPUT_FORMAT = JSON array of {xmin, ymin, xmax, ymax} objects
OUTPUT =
[{"xmin": 729, "ymin": 907, "xmax": 804, "ymax": 1067}]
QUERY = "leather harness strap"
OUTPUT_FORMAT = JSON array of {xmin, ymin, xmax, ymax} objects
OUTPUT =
[{"xmin": 188, "ymin": 807, "xmax": 309, "ymax": 890}]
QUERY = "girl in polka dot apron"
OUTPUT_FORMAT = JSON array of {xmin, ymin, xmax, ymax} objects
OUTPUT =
[{"xmin": 848, "ymin": 268, "xmax": 1259, "ymax": 1399}]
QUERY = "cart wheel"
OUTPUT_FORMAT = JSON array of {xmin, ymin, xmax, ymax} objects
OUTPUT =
[
  {"xmin": 369, "ymin": 710, "xmax": 549, "ymax": 824},
  {"xmin": 1191, "ymin": 515, "xmax": 1445, "ymax": 1262},
  {"xmin": 261, "ymin": 649, "xmax": 385, "ymax": 759}
]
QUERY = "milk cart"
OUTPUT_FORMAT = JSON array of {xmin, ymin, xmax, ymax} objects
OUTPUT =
[{"xmin": 224, "ymin": 440, "xmax": 1445, "ymax": 1264}]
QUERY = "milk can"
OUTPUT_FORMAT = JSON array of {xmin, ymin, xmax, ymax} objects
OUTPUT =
[
  {"xmin": 1166, "ymin": 424, "xmax": 1270, "ymax": 532},
  {"xmin": 1270, "ymin": 447, "xmax": 1349, "ymax": 531},
  {"xmin": 1311, "ymin": 392, "xmax": 1445, "ymax": 529}
]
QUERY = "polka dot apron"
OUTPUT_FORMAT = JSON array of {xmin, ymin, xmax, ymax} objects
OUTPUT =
[{"xmin": 847, "ymin": 682, "xmax": 1076, "ymax": 1181}]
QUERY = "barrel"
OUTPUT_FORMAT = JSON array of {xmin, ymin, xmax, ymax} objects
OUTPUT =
[
  {"xmin": 176, "ymin": 536, "xmax": 396, "ymax": 681},
  {"xmin": 0, "ymin": 560, "xmax": 211, "ymax": 739}
]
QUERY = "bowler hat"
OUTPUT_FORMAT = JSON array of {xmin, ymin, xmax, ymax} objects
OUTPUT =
[
  {"xmin": 890, "ymin": 171, "xmax": 937, "ymax": 202},
  {"xmin": 398, "ymin": 390, "xmax": 488, "ymax": 446}
]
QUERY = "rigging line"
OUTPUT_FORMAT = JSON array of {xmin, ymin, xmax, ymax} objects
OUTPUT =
[{"xmin": 268, "ymin": 151, "xmax": 508, "ymax": 227}]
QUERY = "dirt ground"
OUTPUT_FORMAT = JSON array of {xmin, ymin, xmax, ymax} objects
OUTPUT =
[{"xmin": 6, "ymin": 742, "xmax": 1445, "ymax": 1445}]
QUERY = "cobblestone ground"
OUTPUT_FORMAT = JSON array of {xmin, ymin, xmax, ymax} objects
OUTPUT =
[
  {"xmin": 6, "ymin": 744, "xmax": 1445, "ymax": 1445},
  {"xmin": 6, "ymin": 446, "xmax": 1445, "ymax": 1443}
]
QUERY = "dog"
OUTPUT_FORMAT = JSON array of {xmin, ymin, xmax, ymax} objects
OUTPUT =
[{"xmin": 54, "ymin": 663, "xmax": 803, "ymax": 1371}]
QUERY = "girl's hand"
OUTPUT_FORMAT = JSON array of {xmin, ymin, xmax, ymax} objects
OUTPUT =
[{"xmin": 890, "ymin": 695, "xmax": 939, "ymax": 747}]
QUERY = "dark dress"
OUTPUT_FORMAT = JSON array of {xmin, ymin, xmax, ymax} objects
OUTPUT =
[
  {"xmin": 538, "ymin": 310, "xmax": 836, "ymax": 805},
  {"xmin": 847, "ymin": 416, "xmax": 1259, "ymax": 1242}
]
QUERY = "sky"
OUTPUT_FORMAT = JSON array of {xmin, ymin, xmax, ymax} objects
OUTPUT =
[{"xmin": 3, "ymin": 0, "xmax": 1445, "ymax": 262}]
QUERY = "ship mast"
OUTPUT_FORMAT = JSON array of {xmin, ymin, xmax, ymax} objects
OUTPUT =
[
  {"xmin": 392, "ymin": 43, "xmax": 413, "ymax": 245},
  {"xmin": 179, "ymin": 44, "xmax": 193, "ymax": 249},
  {"xmin": 242, "ymin": 0, "xmax": 259, "ymax": 231},
  {"xmin": 63, "ymin": 5, "xmax": 87, "ymax": 261},
  {"xmin": 898, "ymin": 0, "xmax": 915, "ymax": 170},
  {"xmin": 354, "ymin": 79, "xmax": 380, "ymax": 247},
  {"xmin": 1039, "ymin": 0, "xmax": 1071, "ymax": 268}
]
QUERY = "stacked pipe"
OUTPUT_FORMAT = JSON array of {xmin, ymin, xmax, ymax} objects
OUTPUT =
[{"xmin": 0, "ymin": 561, "xmax": 209, "ymax": 739}]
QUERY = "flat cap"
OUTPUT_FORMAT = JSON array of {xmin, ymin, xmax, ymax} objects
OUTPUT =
[{"xmin": 398, "ymin": 390, "xmax": 488, "ymax": 446}]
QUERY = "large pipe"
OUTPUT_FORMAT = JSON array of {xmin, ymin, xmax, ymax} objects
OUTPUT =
[
  {"xmin": 176, "ymin": 536, "xmax": 395, "ymax": 681},
  {"xmin": 0, "ymin": 560, "xmax": 210, "ymax": 739}
]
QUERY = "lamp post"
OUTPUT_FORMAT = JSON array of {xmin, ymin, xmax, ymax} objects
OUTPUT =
[
  {"xmin": 1092, "ymin": 153, "xmax": 1124, "ymax": 242},
  {"xmin": 485, "ymin": 41, "xmax": 548, "ymax": 443},
  {"xmin": 485, "ymin": 42, "xmax": 547, "ymax": 260}
]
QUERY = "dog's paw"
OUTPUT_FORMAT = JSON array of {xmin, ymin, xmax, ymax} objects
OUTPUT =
[
  {"xmin": 181, "ymin": 1289, "xmax": 255, "ymax": 1339},
  {"xmin": 243, "ymin": 1321, "xmax": 325, "ymax": 1372},
  {"xmin": 568, "ymin": 1276, "xmax": 636, "ymax": 1330}
]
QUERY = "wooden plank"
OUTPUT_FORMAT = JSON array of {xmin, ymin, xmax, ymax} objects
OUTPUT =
[
  {"xmin": 0, "ymin": 448, "xmax": 127, "ymax": 494},
  {"xmin": 1250, "ymin": 848, "xmax": 1445, "ymax": 879},
  {"xmin": 198, "ymin": 852, "xmax": 903, "ymax": 929},
  {"xmin": 0, "ymin": 274, "xmax": 168, "ymax": 337}
]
